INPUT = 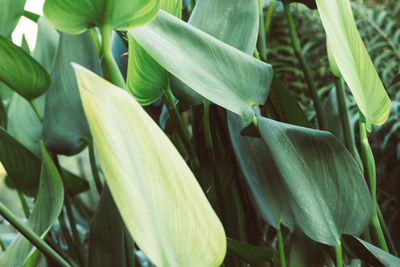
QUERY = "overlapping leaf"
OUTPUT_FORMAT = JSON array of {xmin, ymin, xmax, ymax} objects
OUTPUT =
[
  {"xmin": 316, "ymin": 0, "xmax": 390, "ymax": 126},
  {"xmin": 74, "ymin": 64, "xmax": 226, "ymax": 266},
  {"xmin": 0, "ymin": 143, "xmax": 64, "ymax": 267},
  {"xmin": 130, "ymin": 10, "xmax": 272, "ymax": 126},
  {"xmin": 0, "ymin": 0, "xmax": 26, "ymax": 37},
  {"xmin": 257, "ymin": 116, "xmax": 372, "ymax": 246},
  {"xmin": 43, "ymin": 0, "xmax": 161, "ymax": 34}
]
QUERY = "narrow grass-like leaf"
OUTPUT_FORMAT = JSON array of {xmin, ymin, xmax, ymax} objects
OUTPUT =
[
  {"xmin": 316, "ymin": 0, "xmax": 391, "ymax": 126},
  {"xmin": 127, "ymin": 0, "xmax": 182, "ymax": 105},
  {"xmin": 0, "ymin": 0, "xmax": 25, "ymax": 37},
  {"xmin": 0, "ymin": 142, "xmax": 64, "ymax": 266},
  {"xmin": 74, "ymin": 64, "xmax": 226, "ymax": 266},
  {"xmin": 0, "ymin": 36, "xmax": 50, "ymax": 100},
  {"xmin": 43, "ymin": 0, "xmax": 161, "ymax": 34},
  {"xmin": 257, "ymin": 116, "xmax": 372, "ymax": 246},
  {"xmin": 129, "ymin": 10, "xmax": 272, "ymax": 126}
]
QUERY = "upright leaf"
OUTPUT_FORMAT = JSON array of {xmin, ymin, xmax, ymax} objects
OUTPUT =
[
  {"xmin": 257, "ymin": 116, "xmax": 372, "ymax": 246},
  {"xmin": 0, "ymin": 0, "xmax": 26, "ymax": 37},
  {"xmin": 316, "ymin": 0, "xmax": 390, "ymax": 126},
  {"xmin": 43, "ymin": 0, "xmax": 161, "ymax": 34},
  {"xmin": 130, "ymin": 10, "xmax": 272, "ymax": 126},
  {"xmin": 74, "ymin": 64, "xmax": 226, "ymax": 267},
  {"xmin": 0, "ymin": 142, "xmax": 64, "ymax": 267}
]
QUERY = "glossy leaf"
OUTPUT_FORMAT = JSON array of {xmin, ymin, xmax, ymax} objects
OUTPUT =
[
  {"xmin": 43, "ymin": 32, "xmax": 100, "ymax": 155},
  {"xmin": 170, "ymin": 0, "xmax": 259, "ymax": 105},
  {"xmin": 0, "ymin": 36, "xmax": 50, "ymax": 100},
  {"xmin": 343, "ymin": 235, "xmax": 400, "ymax": 267},
  {"xmin": 227, "ymin": 238, "xmax": 274, "ymax": 264},
  {"xmin": 129, "ymin": 10, "xmax": 272, "ymax": 126},
  {"xmin": 316, "ymin": 0, "xmax": 391, "ymax": 126},
  {"xmin": 74, "ymin": 64, "xmax": 226, "ymax": 267},
  {"xmin": 43, "ymin": 0, "xmax": 161, "ymax": 34},
  {"xmin": 228, "ymin": 112, "xmax": 293, "ymax": 230},
  {"xmin": 127, "ymin": 0, "xmax": 181, "ymax": 105},
  {"xmin": 257, "ymin": 116, "xmax": 372, "ymax": 246},
  {"xmin": 0, "ymin": 0, "xmax": 26, "ymax": 37},
  {"xmin": 0, "ymin": 142, "xmax": 64, "ymax": 266}
]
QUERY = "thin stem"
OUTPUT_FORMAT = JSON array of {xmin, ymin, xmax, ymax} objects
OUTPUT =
[
  {"xmin": 277, "ymin": 224, "xmax": 287, "ymax": 267},
  {"xmin": 161, "ymin": 85, "xmax": 200, "ymax": 173},
  {"xmin": 0, "ymin": 202, "xmax": 70, "ymax": 267},
  {"xmin": 335, "ymin": 241, "xmax": 343, "ymax": 267},
  {"xmin": 88, "ymin": 139, "xmax": 103, "ymax": 195},
  {"xmin": 17, "ymin": 190, "xmax": 31, "ymax": 218},
  {"xmin": 99, "ymin": 26, "xmax": 126, "ymax": 89},
  {"xmin": 23, "ymin": 10, "xmax": 40, "ymax": 22},
  {"xmin": 0, "ymin": 236, "xmax": 6, "ymax": 251},
  {"xmin": 264, "ymin": 1, "xmax": 275, "ymax": 36},
  {"xmin": 359, "ymin": 112, "xmax": 389, "ymax": 252},
  {"xmin": 88, "ymin": 28, "xmax": 102, "ymax": 57},
  {"xmin": 378, "ymin": 207, "xmax": 398, "ymax": 256},
  {"xmin": 58, "ymin": 211, "xmax": 80, "ymax": 263},
  {"xmin": 29, "ymin": 100, "xmax": 43, "ymax": 122},
  {"xmin": 335, "ymin": 78, "xmax": 363, "ymax": 170},
  {"xmin": 283, "ymin": 3, "xmax": 327, "ymax": 130},
  {"xmin": 257, "ymin": 0, "xmax": 267, "ymax": 61}
]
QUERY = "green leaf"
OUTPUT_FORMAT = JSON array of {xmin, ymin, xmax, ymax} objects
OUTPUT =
[
  {"xmin": 129, "ymin": 10, "xmax": 272, "ymax": 126},
  {"xmin": 170, "ymin": 0, "xmax": 260, "ymax": 105},
  {"xmin": 289, "ymin": 229, "xmax": 327, "ymax": 267},
  {"xmin": 316, "ymin": 0, "xmax": 391, "ymax": 126},
  {"xmin": 43, "ymin": 0, "xmax": 161, "ymax": 34},
  {"xmin": 127, "ymin": 0, "xmax": 182, "ymax": 105},
  {"xmin": 257, "ymin": 116, "xmax": 372, "ymax": 246},
  {"xmin": 43, "ymin": 32, "xmax": 100, "ymax": 155},
  {"xmin": 0, "ymin": 142, "xmax": 64, "ymax": 267},
  {"xmin": 0, "ymin": 0, "xmax": 26, "ymax": 37},
  {"xmin": 0, "ymin": 36, "xmax": 50, "ymax": 100},
  {"xmin": 227, "ymin": 238, "xmax": 274, "ymax": 264},
  {"xmin": 322, "ymin": 88, "xmax": 344, "ymax": 143},
  {"xmin": 74, "ymin": 64, "xmax": 226, "ymax": 266},
  {"xmin": 227, "ymin": 111, "xmax": 293, "ymax": 230},
  {"xmin": 343, "ymin": 235, "xmax": 400, "ymax": 267}
]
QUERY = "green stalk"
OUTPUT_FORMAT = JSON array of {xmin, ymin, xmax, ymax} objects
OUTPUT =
[
  {"xmin": 17, "ymin": 189, "xmax": 31, "ymax": 218},
  {"xmin": 88, "ymin": 28, "xmax": 102, "ymax": 57},
  {"xmin": 359, "ymin": 112, "xmax": 388, "ymax": 252},
  {"xmin": 88, "ymin": 139, "xmax": 103, "ymax": 195},
  {"xmin": 277, "ymin": 224, "xmax": 287, "ymax": 267},
  {"xmin": 283, "ymin": 2, "xmax": 327, "ymax": 130},
  {"xmin": 335, "ymin": 241, "xmax": 343, "ymax": 267},
  {"xmin": 257, "ymin": 0, "xmax": 267, "ymax": 61},
  {"xmin": 0, "ymin": 202, "xmax": 70, "ymax": 267},
  {"xmin": 378, "ymin": 207, "xmax": 398, "ymax": 256},
  {"xmin": 99, "ymin": 26, "xmax": 126, "ymax": 89},
  {"xmin": 0, "ymin": 236, "xmax": 6, "ymax": 251},
  {"xmin": 23, "ymin": 10, "xmax": 40, "ymax": 22},
  {"xmin": 161, "ymin": 85, "xmax": 200, "ymax": 173},
  {"xmin": 58, "ymin": 211, "xmax": 80, "ymax": 262},
  {"xmin": 29, "ymin": 100, "xmax": 43, "ymax": 122},
  {"xmin": 264, "ymin": 1, "xmax": 275, "ymax": 36},
  {"xmin": 335, "ymin": 78, "xmax": 363, "ymax": 170}
]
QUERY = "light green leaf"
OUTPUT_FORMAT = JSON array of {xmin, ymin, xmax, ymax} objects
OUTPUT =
[
  {"xmin": 316, "ymin": 0, "xmax": 390, "ymax": 126},
  {"xmin": 0, "ymin": 0, "xmax": 26, "ymax": 37},
  {"xmin": 0, "ymin": 36, "xmax": 50, "ymax": 100},
  {"xmin": 170, "ymin": 0, "xmax": 259, "ymax": 105},
  {"xmin": 74, "ymin": 64, "xmax": 226, "ymax": 267},
  {"xmin": 127, "ymin": 0, "xmax": 182, "ymax": 105},
  {"xmin": 129, "ymin": 10, "xmax": 272, "ymax": 126},
  {"xmin": 43, "ymin": 0, "xmax": 161, "ymax": 34},
  {"xmin": 43, "ymin": 32, "xmax": 100, "ymax": 155},
  {"xmin": 257, "ymin": 116, "xmax": 372, "ymax": 246},
  {"xmin": 0, "ymin": 142, "xmax": 64, "ymax": 267}
]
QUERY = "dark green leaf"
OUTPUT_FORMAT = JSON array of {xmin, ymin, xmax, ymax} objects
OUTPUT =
[
  {"xmin": 227, "ymin": 238, "xmax": 274, "ymax": 264},
  {"xmin": 0, "ymin": 0, "xmax": 26, "ymax": 37},
  {"xmin": 289, "ymin": 229, "xmax": 327, "ymax": 267}
]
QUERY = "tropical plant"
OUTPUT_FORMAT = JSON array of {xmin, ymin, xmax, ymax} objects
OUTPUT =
[{"xmin": 0, "ymin": 0, "xmax": 399, "ymax": 266}]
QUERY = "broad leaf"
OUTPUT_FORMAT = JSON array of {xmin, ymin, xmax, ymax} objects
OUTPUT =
[
  {"xmin": 257, "ymin": 116, "xmax": 372, "ymax": 246},
  {"xmin": 43, "ymin": 0, "xmax": 161, "ymax": 34},
  {"xmin": 227, "ymin": 238, "xmax": 274, "ymax": 264},
  {"xmin": 0, "ymin": 142, "xmax": 64, "ymax": 266},
  {"xmin": 170, "ymin": 0, "xmax": 259, "ymax": 105},
  {"xmin": 0, "ymin": 36, "xmax": 50, "ymax": 100},
  {"xmin": 74, "ymin": 64, "xmax": 226, "ymax": 266},
  {"xmin": 129, "ymin": 10, "xmax": 272, "ymax": 126},
  {"xmin": 343, "ymin": 235, "xmax": 400, "ymax": 267},
  {"xmin": 316, "ymin": 0, "xmax": 390, "ymax": 126},
  {"xmin": 43, "ymin": 32, "xmax": 100, "ymax": 155},
  {"xmin": 289, "ymin": 229, "xmax": 327, "ymax": 267},
  {"xmin": 127, "ymin": 0, "xmax": 182, "ymax": 105},
  {"xmin": 0, "ymin": 0, "xmax": 26, "ymax": 37},
  {"xmin": 228, "ymin": 112, "xmax": 293, "ymax": 230}
]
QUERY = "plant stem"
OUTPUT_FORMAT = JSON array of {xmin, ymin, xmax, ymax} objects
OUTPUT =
[
  {"xmin": 17, "ymin": 189, "xmax": 31, "ymax": 218},
  {"xmin": 257, "ymin": 0, "xmax": 267, "ymax": 61},
  {"xmin": 277, "ymin": 224, "xmax": 286, "ymax": 267},
  {"xmin": 58, "ymin": 210, "xmax": 80, "ymax": 263},
  {"xmin": 88, "ymin": 28, "xmax": 102, "ymax": 57},
  {"xmin": 359, "ymin": 112, "xmax": 389, "ymax": 252},
  {"xmin": 283, "ymin": 2, "xmax": 327, "ymax": 130},
  {"xmin": 264, "ymin": 1, "xmax": 275, "ymax": 36},
  {"xmin": 29, "ymin": 100, "xmax": 43, "ymax": 122},
  {"xmin": 335, "ymin": 241, "xmax": 343, "ymax": 267},
  {"xmin": 161, "ymin": 85, "xmax": 200, "ymax": 173},
  {"xmin": 99, "ymin": 26, "xmax": 126, "ymax": 89},
  {"xmin": 0, "ymin": 236, "xmax": 6, "ymax": 251},
  {"xmin": 88, "ymin": 139, "xmax": 103, "ymax": 195},
  {"xmin": 335, "ymin": 78, "xmax": 363, "ymax": 170},
  {"xmin": 23, "ymin": 10, "xmax": 40, "ymax": 22},
  {"xmin": 378, "ymin": 206, "xmax": 398, "ymax": 256},
  {"xmin": 0, "ymin": 202, "xmax": 70, "ymax": 267}
]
